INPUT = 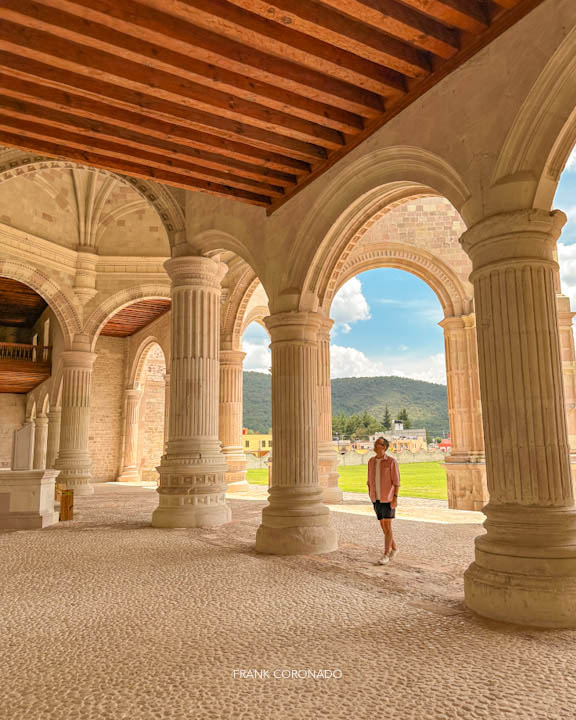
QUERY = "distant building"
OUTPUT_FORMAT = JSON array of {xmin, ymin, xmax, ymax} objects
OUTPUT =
[
  {"xmin": 242, "ymin": 428, "xmax": 272, "ymax": 456},
  {"xmin": 438, "ymin": 434, "xmax": 452, "ymax": 453},
  {"xmin": 370, "ymin": 420, "xmax": 427, "ymax": 454}
]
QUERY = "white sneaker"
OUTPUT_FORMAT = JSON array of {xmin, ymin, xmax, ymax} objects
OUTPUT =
[
  {"xmin": 378, "ymin": 553, "xmax": 390, "ymax": 565},
  {"xmin": 389, "ymin": 549, "xmax": 398, "ymax": 561}
]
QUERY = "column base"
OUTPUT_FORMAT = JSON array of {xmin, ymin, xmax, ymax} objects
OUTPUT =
[
  {"xmin": 445, "ymin": 459, "xmax": 488, "ymax": 511},
  {"xmin": 464, "ymin": 503, "xmax": 576, "ymax": 628},
  {"xmin": 321, "ymin": 486, "xmax": 344, "ymax": 504},
  {"xmin": 226, "ymin": 479, "xmax": 251, "ymax": 493},
  {"xmin": 255, "ymin": 485, "xmax": 338, "ymax": 555},
  {"xmin": 152, "ymin": 454, "xmax": 231, "ymax": 528},
  {"xmin": 116, "ymin": 468, "xmax": 141, "ymax": 483},
  {"xmin": 152, "ymin": 502, "xmax": 231, "ymax": 529}
]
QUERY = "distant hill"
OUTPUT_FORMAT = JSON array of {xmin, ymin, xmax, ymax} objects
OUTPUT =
[{"xmin": 243, "ymin": 372, "xmax": 449, "ymax": 439}]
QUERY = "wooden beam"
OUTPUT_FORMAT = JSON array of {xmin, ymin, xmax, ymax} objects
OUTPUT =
[
  {"xmin": 0, "ymin": 64, "xmax": 311, "ymax": 177},
  {"xmin": 0, "ymin": 130, "xmax": 273, "ymax": 207},
  {"xmin": 268, "ymin": 0, "xmax": 548, "ymax": 213},
  {"xmin": 0, "ymin": 9, "xmax": 344, "ymax": 154},
  {"xmin": 138, "ymin": 0, "xmax": 424, "ymax": 85},
  {"xmin": 33, "ymin": 0, "xmax": 365, "ymax": 132},
  {"xmin": 34, "ymin": 0, "xmax": 389, "ymax": 116},
  {"xmin": 0, "ymin": 111, "xmax": 287, "ymax": 198},
  {"xmin": 396, "ymin": 1, "xmax": 489, "ymax": 33},
  {"xmin": 230, "ymin": 0, "xmax": 459, "ymax": 60},
  {"xmin": 0, "ymin": 43, "xmax": 327, "ymax": 165},
  {"xmin": 491, "ymin": 0, "xmax": 520, "ymax": 8}
]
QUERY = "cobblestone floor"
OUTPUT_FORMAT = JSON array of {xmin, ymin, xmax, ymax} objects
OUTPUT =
[{"xmin": 1, "ymin": 484, "xmax": 575, "ymax": 720}]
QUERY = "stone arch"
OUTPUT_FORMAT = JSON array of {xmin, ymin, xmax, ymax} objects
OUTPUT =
[
  {"xmin": 26, "ymin": 397, "xmax": 37, "ymax": 420},
  {"xmin": 37, "ymin": 389, "xmax": 50, "ymax": 417},
  {"xmin": 187, "ymin": 230, "xmax": 262, "ymax": 283},
  {"xmin": 241, "ymin": 306, "xmax": 270, "ymax": 336},
  {"xmin": 492, "ymin": 25, "xmax": 576, "ymax": 213},
  {"xmin": 129, "ymin": 335, "xmax": 166, "ymax": 388},
  {"xmin": 50, "ymin": 374, "xmax": 63, "ymax": 409},
  {"xmin": 0, "ymin": 259, "xmax": 81, "ymax": 349},
  {"xmin": 326, "ymin": 242, "xmax": 471, "ymax": 318},
  {"xmin": 0, "ymin": 155, "xmax": 186, "ymax": 243},
  {"xmin": 84, "ymin": 284, "xmax": 171, "ymax": 350},
  {"xmin": 291, "ymin": 147, "xmax": 471, "ymax": 309}
]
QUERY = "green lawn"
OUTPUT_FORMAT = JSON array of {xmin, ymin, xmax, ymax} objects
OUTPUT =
[{"xmin": 246, "ymin": 462, "xmax": 447, "ymax": 501}]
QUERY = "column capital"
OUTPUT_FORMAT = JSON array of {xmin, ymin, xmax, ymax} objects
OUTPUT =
[
  {"xmin": 317, "ymin": 315, "xmax": 334, "ymax": 341},
  {"xmin": 125, "ymin": 386, "xmax": 143, "ymax": 399},
  {"xmin": 60, "ymin": 350, "xmax": 97, "ymax": 370},
  {"xmin": 35, "ymin": 415, "xmax": 49, "ymax": 427},
  {"xmin": 164, "ymin": 255, "xmax": 227, "ymax": 289},
  {"xmin": 220, "ymin": 349, "xmax": 246, "ymax": 366},
  {"xmin": 264, "ymin": 311, "xmax": 322, "ymax": 344},
  {"xmin": 461, "ymin": 209, "xmax": 567, "ymax": 276}
]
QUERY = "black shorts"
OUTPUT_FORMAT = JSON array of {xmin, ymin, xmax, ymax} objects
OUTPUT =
[{"xmin": 373, "ymin": 500, "xmax": 396, "ymax": 520}]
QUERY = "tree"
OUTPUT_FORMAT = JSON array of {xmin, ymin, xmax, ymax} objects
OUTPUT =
[
  {"xmin": 397, "ymin": 408, "xmax": 411, "ymax": 429},
  {"xmin": 332, "ymin": 412, "xmax": 347, "ymax": 437},
  {"xmin": 382, "ymin": 406, "xmax": 391, "ymax": 431}
]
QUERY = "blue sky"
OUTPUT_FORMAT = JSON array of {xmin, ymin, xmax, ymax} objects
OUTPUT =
[{"xmin": 243, "ymin": 148, "xmax": 576, "ymax": 385}]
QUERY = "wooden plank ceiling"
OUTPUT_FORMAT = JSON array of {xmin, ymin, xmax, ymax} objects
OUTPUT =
[
  {"xmin": 0, "ymin": 0, "xmax": 545, "ymax": 212},
  {"xmin": 100, "ymin": 299, "xmax": 172, "ymax": 337},
  {"xmin": 0, "ymin": 277, "xmax": 48, "ymax": 328}
]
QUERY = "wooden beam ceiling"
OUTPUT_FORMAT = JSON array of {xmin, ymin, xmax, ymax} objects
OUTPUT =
[
  {"xmin": 100, "ymin": 299, "xmax": 172, "ymax": 338},
  {"xmin": 0, "ymin": 278, "xmax": 47, "ymax": 328},
  {"xmin": 0, "ymin": 0, "xmax": 546, "ymax": 212}
]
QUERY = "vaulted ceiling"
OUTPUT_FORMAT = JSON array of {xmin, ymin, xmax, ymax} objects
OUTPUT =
[{"xmin": 0, "ymin": 0, "xmax": 545, "ymax": 211}]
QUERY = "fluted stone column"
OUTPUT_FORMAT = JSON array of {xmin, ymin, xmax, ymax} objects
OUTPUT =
[
  {"xmin": 32, "ymin": 415, "xmax": 49, "ymax": 470},
  {"xmin": 152, "ymin": 256, "xmax": 231, "ymax": 528},
  {"xmin": 462, "ymin": 208, "xmax": 576, "ymax": 627},
  {"xmin": 317, "ymin": 317, "xmax": 342, "ymax": 504},
  {"xmin": 163, "ymin": 372, "xmax": 170, "ymax": 452},
  {"xmin": 54, "ymin": 350, "xmax": 97, "ymax": 496},
  {"xmin": 219, "ymin": 350, "xmax": 250, "ymax": 493},
  {"xmin": 255, "ymin": 311, "xmax": 337, "ymax": 555},
  {"xmin": 557, "ymin": 294, "xmax": 576, "ymax": 455},
  {"xmin": 441, "ymin": 314, "xmax": 487, "ymax": 511},
  {"xmin": 45, "ymin": 408, "xmax": 61, "ymax": 469},
  {"xmin": 117, "ymin": 387, "xmax": 143, "ymax": 482}
]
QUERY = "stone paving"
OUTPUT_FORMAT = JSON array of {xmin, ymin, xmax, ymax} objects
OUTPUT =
[{"xmin": 1, "ymin": 484, "xmax": 575, "ymax": 720}]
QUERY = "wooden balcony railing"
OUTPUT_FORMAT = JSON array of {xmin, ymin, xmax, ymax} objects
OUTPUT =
[{"xmin": 0, "ymin": 343, "xmax": 52, "ymax": 364}]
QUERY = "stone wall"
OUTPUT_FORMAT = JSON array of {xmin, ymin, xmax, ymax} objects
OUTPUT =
[
  {"xmin": 139, "ymin": 344, "xmax": 165, "ymax": 483},
  {"xmin": 0, "ymin": 394, "xmax": 25, "ymax": 468},
  {"xmin": 338, "ymin": 449, "xmax": 446, "ymax": 465},
  {"xmin": 89, "ymin": 335, "xmax": 126, "ymax": 482}
]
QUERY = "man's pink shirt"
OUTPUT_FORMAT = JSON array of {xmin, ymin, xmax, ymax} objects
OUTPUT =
[{"xmin": 367, "ymin": 454, "xmax": 401, "ymax": 503}]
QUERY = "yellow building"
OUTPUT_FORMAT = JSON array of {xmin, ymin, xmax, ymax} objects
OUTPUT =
[{"xmin": 242, "ymin": 431, "xmax": 272, "ymax": 456}]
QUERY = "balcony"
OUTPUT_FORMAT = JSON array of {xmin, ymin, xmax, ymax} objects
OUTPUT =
[{"xmin": 0, "ymin": 343, "xmax": 52, "ymax": 393}]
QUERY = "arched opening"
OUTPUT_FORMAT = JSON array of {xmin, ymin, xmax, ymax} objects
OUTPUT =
[
  {"xmin": 135, "ymin": 342, "xmax": 167, "ymax": 485},
  {"xmin": 241, "ymin": 319, "xmax": 272, "ymax": 488},
  {"xmin": 321, "ymin": 195, "xmax": 486, "ymax": 511},
  {"xmin": 0, "ymin": 275, "xmax": 66, "ymax": 470},
  {"xmin": 88, "ymin": 297, "xmax": 171, "ymax": 484},
  {"xmin": 329, "ymin": 267, "xmax": 449, "ymax": 500}
]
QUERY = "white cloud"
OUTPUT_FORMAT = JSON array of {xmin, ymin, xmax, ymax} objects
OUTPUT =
[
  {"xmin": 331, "ymin": 277, "xmax": 371, "ymax": 333},
  {"xmin": 377, "ymin": 297, "xmax": 442, "ymax": 323},
  {"xmin": 330, "ymin": 344, "xmax": 446, "ymax": 385},
  {"xmin": 242, "ymin": 339, "xmax": 271, "ymax": 374},
  {"xmin": 558, "ymin": 242, "xmax": 576, "ymax": 310}
]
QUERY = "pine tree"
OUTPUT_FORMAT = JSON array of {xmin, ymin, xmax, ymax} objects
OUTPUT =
[
  {"xmin": 382, "ymin": 406, "xmax": 391, "ymax": 431},
  {"xmin": 398, "ymin": 408, "xmax": 411, "ymax": 429}
]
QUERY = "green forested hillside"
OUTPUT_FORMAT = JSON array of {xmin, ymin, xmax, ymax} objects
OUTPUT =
[{"xmin": 243, "ymin": 372, "xmax": 449, "ymax": 438}]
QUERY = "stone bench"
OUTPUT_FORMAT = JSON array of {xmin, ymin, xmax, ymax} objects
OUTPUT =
[{"xmin": 0, "ymin": 469, "xmax": 60, "ymax": 529}]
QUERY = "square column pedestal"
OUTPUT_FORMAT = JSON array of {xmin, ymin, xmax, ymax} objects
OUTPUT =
[{"xmin": 0, "ymin": 469, "xmax": 59, "ymax": 529}]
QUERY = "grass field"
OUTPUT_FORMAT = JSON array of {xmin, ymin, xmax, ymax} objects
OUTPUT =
[{"xmin": 246, "ymin": 462, "xmax": 447, "ymax": 501}]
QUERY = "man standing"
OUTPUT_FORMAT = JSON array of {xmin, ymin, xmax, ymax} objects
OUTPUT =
[{"xmin": 367, "ymin": 437, "xmax": 400, "ymax": 565}]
